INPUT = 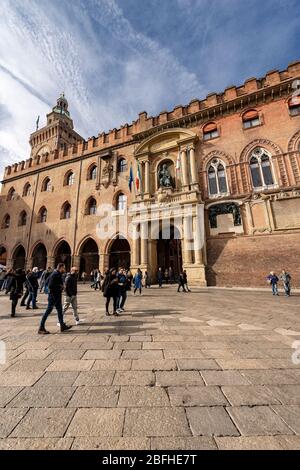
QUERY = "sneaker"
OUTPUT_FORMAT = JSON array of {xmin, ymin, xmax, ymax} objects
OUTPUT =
[
  {"xmin": 75, "ymin": 319, "xmax": 85, "ymax": 325},
  {"xmin": 113, "ymin": 311, "xmax": 119, "ymax": 316},
  {"xmin": 61, "ymin": 324, "xmax": 72, "ymax": 332},
  {"xmin": 38, "ymin": 328, "xmax": 50, "ymax": 335}
]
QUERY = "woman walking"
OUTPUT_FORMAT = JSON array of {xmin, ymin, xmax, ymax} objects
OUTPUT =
[
  {"xmin": 133, "ymin": 268, "xmax": 143, "ymax": 295},
  {"xmin": 103, "ymin": 268, "xmax": 119, "ymax": 316}
]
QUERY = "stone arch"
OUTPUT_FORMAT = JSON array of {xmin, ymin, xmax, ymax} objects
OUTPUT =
[
  {"xmin": 200, "ymin": 150, "xmax": 236, "ymax": 172},
  {"xmin": 12, "ymin": 244, "xmax": 26, "ymax": 270},
  {"xmin": 107, "ymin": 234, "xmax": 131, "ymax": 270},
  {"xmin": 288, "ymin": 129, "xmax": 300, "ymax": 152},
  {"xmin": 134, "ymin": 128, "xmax": 197, "ymax": 156},
  {"xmin": 239, "ymin": 139, "xmax": 283, "ymax": 163},
  {"xmin": 53, "ymin": 239, "xmax": 72, "ymax": 271},
  {"xmin": 31, "ymin": 243, "xmax": 47, "ymax": 270},
  {"xmin": 77, "ymin": 236, "xmax": 100, "ymax": 275}
]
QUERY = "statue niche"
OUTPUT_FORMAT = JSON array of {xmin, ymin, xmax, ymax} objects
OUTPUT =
[{"xmin": 158, "ymin": 160, "xmax": 174, "ymax": 189}]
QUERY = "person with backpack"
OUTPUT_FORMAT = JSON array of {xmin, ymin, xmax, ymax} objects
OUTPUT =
[
  {"xmin": 267, "ymin": 271, "xmax": 279, "ymax": 296},
  {"xmin": 279, "ymin": 270, "xmax": 292, "ymax": 297}
]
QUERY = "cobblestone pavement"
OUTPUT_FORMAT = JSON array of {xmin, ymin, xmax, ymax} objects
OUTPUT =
[{"xmin": 1, "ymin": 285, "xmax": 300, "ymax": 450}]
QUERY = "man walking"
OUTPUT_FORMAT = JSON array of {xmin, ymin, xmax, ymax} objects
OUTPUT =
[
  {"xmin": 177, "ymin": 271, "xmax": 187, "ymax": 292},
  {"xmin": 38, "ymin": 263, "xmax": 72, "ymax": 334},
  {"xmin": 267, "ymin": 271, "xmax": 279, "ymax": 296},
  {"xmin": 26, "ymin": 267, "xmax": 39, "ymax": 310},
  {"xmin": 117, "ymin": 267, "xmax": 127, "ymax": 312},
  {"xmin": 62, "ymin": 267, "xmax": 84, "ymax": 324},
  {"xmin": 279, "ymin": 270, "xmax": 292, "ymax": 297}
]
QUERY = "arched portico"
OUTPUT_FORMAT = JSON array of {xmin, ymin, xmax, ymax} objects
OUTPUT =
[{"xmin": 78, "ymin": 237, "xmax": 99, "ymax": 275}]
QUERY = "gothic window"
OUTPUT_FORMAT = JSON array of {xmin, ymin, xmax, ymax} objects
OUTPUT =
[
  {"xmin": 203, "ymin": 122, "xmax": 219, "ymax": 141},
  {"xmin": 249, "ymin": 148, "xmax": 275, "ymax": 189},
  {"xmin": 18, "ymin": 211, "xmax": 27, "ymax": 227},
  {"xmin": 116, "ymin": 193, "xmax": 127, "ymax": 211},
  {"xmin": 23, "ymin": 183, "xmax": 32, "ymax": 197},
  {"xmin": 61, "ymin": 202, "xmax": 71, "ymax": 219},
  {"xmin": 118, "ymin": 158, "xmax": 127, "ymax": 173},
  {"xmin": 41, "ymin": 177, "xmax": 52, "ymax": 192},
  {"xmin": 87, "ymin": 164, "xmax": 97, "ymax": 180},
  {"xmin": 207, "ymin": 159, "xmax": 228, "ymax": 197},
  {"xmin": 2, "ymin": 214, "xmax": 10, "ymax": 229},
  {"xmin": 242, "ymin": 109, "xmax": 260, "ymax": 129},
  {"xmin": 64, "ymin": 171, "xmax": 75, "ymax": 186},
  {"xmin": 7, "ymin": 187, "xmax": 16, "ymax": 201},
  {"xmin": 38, "ymin": 207, "xmax": 47, "ymax": 223},
  {"xmin": 288, "ymin": 97, "xmax": 300, "ymax": 116},
  {"xmin": 85, "ymin": 197, "xmax": 97, "ymax": 215}
]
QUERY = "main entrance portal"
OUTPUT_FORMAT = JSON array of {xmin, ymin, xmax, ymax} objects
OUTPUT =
[
  {"xmin": 157, "ymin": 226, "xmax": 182, "ymax": 278},
  {"xmin": 109, "ymin": 238, "xmax": 131, "ymax": 270}
]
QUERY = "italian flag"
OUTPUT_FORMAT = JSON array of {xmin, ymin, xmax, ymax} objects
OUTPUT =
[{"xmin": 136, "ymin": 161, "xmax": 142, "ymax": 192}]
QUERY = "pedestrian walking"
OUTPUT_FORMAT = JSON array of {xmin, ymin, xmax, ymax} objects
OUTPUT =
[
  {"xmin": 177, "ymin": 271, "xmax": 187, "ymax": 292},
  {"xmin": 62, "ymin": 267, "xmax": 84, "ymax": 325},
  {"xmin": 26, "ymin": 267, "xmax": 39, "ymax": 310},
  {"xmin": 183, "ymin": 270, "xmax": 191, "ymax": 292},
  {"xmin": 157, "ymin": 267, "xmax": 163, "ymax": 288},
  {"xmin": 144, "ymin": 271, "xmax": 151, "ymax": 288},
  {"xmin": 20, "ymin": 270, "xmax": 30, "ymax": 306},
  {"xmin": 81, "ymin": 271, "xmax": 87, "ymax": 284},
  {"xmin": 267, "ymin": 271, "xmax": 279, "ymax": 296},
  {"xmin": 40, "ymin": 267, "xmax": 52, "ymax": 293},
  {"xmin": 9, "ymin": 269, "xmax": 25, "ymax": 317},
  {"xmin": 117, "ymin": 267, "xmax": 127, "ymax": 312},
  {"xmin": 279, "ymin": 270, "xmax": 292, "ymax": 297},
  {"xmin": 133, "ymin": 268, "xmax": 143, "ymax": 295},
  {"xmin": 38, "ymin": 263, "xmax": 72, "ymax": 334},
  {"xmin": 168, "ymin": 266, "xmax": 174, "ymax": 284},
  {"xmin": 164, "ymin": 268, "xmax": 169, "ymax": 284},
  {"xmin": 102, "ymin": 268, "xmax": 119, "ymax": 316}
]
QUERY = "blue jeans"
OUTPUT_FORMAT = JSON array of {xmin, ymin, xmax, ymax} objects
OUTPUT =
[
  {"xmin": 272, "ymin": 283, "xmax": 278, "ymax": 295},
  {"xmin": 284, "ymin": 283, "xmax": 291, "ymax": 296},
  {"xmin": 27, "ymin": 289, "xmax": 37, "ymax": 308},
  {"xmin": 40, "ymin": 293, "xmax": 64, "ymax": 329},
  {"xmin": 118, "ymin": 290, "xmax": 127, "ymax": 309}
]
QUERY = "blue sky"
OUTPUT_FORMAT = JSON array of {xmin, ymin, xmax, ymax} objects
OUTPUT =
[{"xmin": 0, "ymin": 0, "xmax": 300, "ymax": 176}]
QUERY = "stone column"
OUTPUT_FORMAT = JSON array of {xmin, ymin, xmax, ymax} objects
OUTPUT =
[
  {"xmin": 72, "ymin": 255, "xmax": 81, "ymax": 270},
  {"xmin": 183, "ymin": 216, "xmax": 193, "ymax": 264},
  {"xmin": 193, "ymin": 215, "xmax": 204, "ymax": 265},
  {"xmin": 131, "ymin": 224, "xmax": 140, "ymax": 267},
  {"xmin": 140, "ymin": 222, "xmax": 148, "ymax": 266},
  {"xmin": 181, "ymin": 148, "xmax": 189, "ymax": 187},
  {"xmin": 47, "ymin": 256, "xmax": 56, "ymax": 269},
  {"xmin": 144, "ymin": 160, "xmax": 150, "ymax": 194},
  {"xmin": 189, "ymin": 146, "xmax": 198, "ymax": 185}
]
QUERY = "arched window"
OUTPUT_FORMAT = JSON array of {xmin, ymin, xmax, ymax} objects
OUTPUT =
[
  {"xmin": 85, "ymin": 197, "xmax": 97, "ymax": 215},
  {"xmin": 41, "ymin": 177, "xmax": 51, "ymax": 192},
  {"xmin": 18, "ymin": 211, "xmax": 27, "ymax": 227},
  {"xmin": 207, "ymin": 159, "xmax": 228, "ymax": 197},
  {"xmin": 61, "ymin": 202, "xmax": 71, "ymax": 219},
  {"xmin": 242, "ymin": 109, "xmax": 260, "ymax": 129},
  {"xmin": 2, "ymin": 214, "xmax": 10, "ymax": 229},
  {"xmin": 288, "ymin": 97, "xmax": 300, "ymax": 116},
  {"xmin": 250, "ymin": 148, "xmax": 275, "ymax": 189},
  {"xmin": 116, "ymin": 193, "xmax": 127, "ymax": 211},
  {"xmin": 23, "ymin": 183, "xmax": 32, "ymax": 197},
  {"xmin": 118, "ymin": 158, "xmax": 127, "ymax": 173},
  {"xmin": 38, "ymin": 207, "xmax": 47, "ymax": 223},
  {"xmin": 203, "ymin": 122, "xmax": 219, "ymax": 141},
  {"xmin": 87, "ymin": 164, "xmax": 97, "ymax": 180},
  {"xmin": 64, "ymin": 171, "xmax": 75, "ymax": 186},
  {"xmin": 7, "ymin": 187, "xmax": 16, "ymax": 201}
]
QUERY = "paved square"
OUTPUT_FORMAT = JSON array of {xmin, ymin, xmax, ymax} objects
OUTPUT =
[{"xmin": 1, "ymin": 285, "xmax": 300, "ymax": 449}]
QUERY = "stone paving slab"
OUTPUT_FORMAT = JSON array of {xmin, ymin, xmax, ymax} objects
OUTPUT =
[
  {"xmin": 68, "ymin": 386, "xmax": 119, "ymax": 408},
  {"xmin": 71, "ymin": 437, "xmax": 150, "ymax": 450},
  {"xmin": 118, "ymin": 386, "xmax": 170, "ymax": 407},
  {"xmin": 66, "ymin": 409, "xmax": 125, "ymax": 437},
  {"xmin": 10, "ymin": 408, "xmax": 75, "ymax": 438},
  {"xmin": 8, "ymin": 386, "xmax": 75, "ymax": 408},
  {"xmin": 0, "ymin": 387, "xmax": 24, "ymax": 407},
  {"xmin": 150, "ymin": 437, "xmax": 217, "ymax": 450},
  {"xmin": 168, "ymin": 386, "xmax": 229, "ymax": 407},
  {"xmin": 0, "ymin": 408, "xmax": 29, "ymax": 438},
  {"xmin": 186, "ymin": 407, "xmax": 240, "ymax": 437},
  {"xmin": 221, "ymin": 386, "xmax": 281, "ymax": 406},
  {"xmin": 0, "ymin": 437, "xmax": 74, "ymax": 450},
  {"xmin": 74, "ymin": 371, "xmax": 115, "ymax": 386},
  {"xmin": 227, "ymin": 406, "xmax": 293, "ymax": 436}
]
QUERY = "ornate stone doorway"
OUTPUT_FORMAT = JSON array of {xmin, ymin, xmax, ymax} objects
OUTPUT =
[
  {"xmin": 79, "ymin": 238, "xmax": 99, "ymax": 275},
  {"xmin": 156, "ymin": 226, "xmax": 182, "ymax": 279},
  {"xmin": 109, "ymin": 238, "xmax": 131, "ymax": 270}
]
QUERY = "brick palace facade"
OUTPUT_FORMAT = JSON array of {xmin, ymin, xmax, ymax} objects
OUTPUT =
[{"xmin": 1, "ymin": 61, "xmax": 300, "ymax": 287}]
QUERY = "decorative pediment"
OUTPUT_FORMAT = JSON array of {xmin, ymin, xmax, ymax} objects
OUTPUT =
[{"xmin": 135, "ymin": 128, "xmax": 197, "ymax": 156}]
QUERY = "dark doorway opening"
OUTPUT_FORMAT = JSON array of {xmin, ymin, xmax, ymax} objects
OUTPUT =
[
  {"xmin": 13, "ymin": 245, "xmax": 26, "ymax": 270},
  {"xmin": 157, "ymin": 226, "xmax": 182, "ymax": 278},
  {"xmin": 55, "ymin": 241, "xmax": 72, "ymax": 272},
  {"xmin": 79, "ymin": 238, "xmax": 99, "ymax": 275},
  {"xmin": 32, "ymin": 243, "xmax": 47, "ymax": 270},
  {"xmin": 0, "ymin": 246, "xmax": 7, "ymax": 267},
  {"xmin": 109, "ymin": 237, "xmax": 131, "ymax": 270}
]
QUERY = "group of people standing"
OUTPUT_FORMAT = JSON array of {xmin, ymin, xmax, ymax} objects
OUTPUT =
[{"xmin": 267, "ymin": 270, "xmax": 292, "ymax": 297}]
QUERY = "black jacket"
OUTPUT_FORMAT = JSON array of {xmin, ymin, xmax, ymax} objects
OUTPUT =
[
  {"xmin": 48, "ymin": 270, "xmax": 64, "ymax": 297},
  {"xmin": 10, "ymin": 273, "xmax": 25, "ymax": 299},
  {"xmin": 65, "ymin": 273, "xmax": 77, "ymax": 297},
  {"xmin": 26, "ymin": 272, "xmax": 39, "ymax": 291}
]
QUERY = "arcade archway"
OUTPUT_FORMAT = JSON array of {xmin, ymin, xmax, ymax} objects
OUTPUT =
[
  {"xmin": 79, "ymin": 238, "xmax": 99, "ymax": 274},
  {"xmin": 12, "ymin": 245, "xmax": 26, "ymax": 270},
  {"xmin": 55, "ymin": 241, "xmax": 72, "ymax": 272},
  {"xmin": 0, "ymin": 246, "xmax": 7, "ymax": 267},
  {"xmin": 109, "ymin": 237, "xmax": 131, "ymax": 269},
  {"xmin": 32, "ymin": 243, "xmax": 47, "ymax": 270}
]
